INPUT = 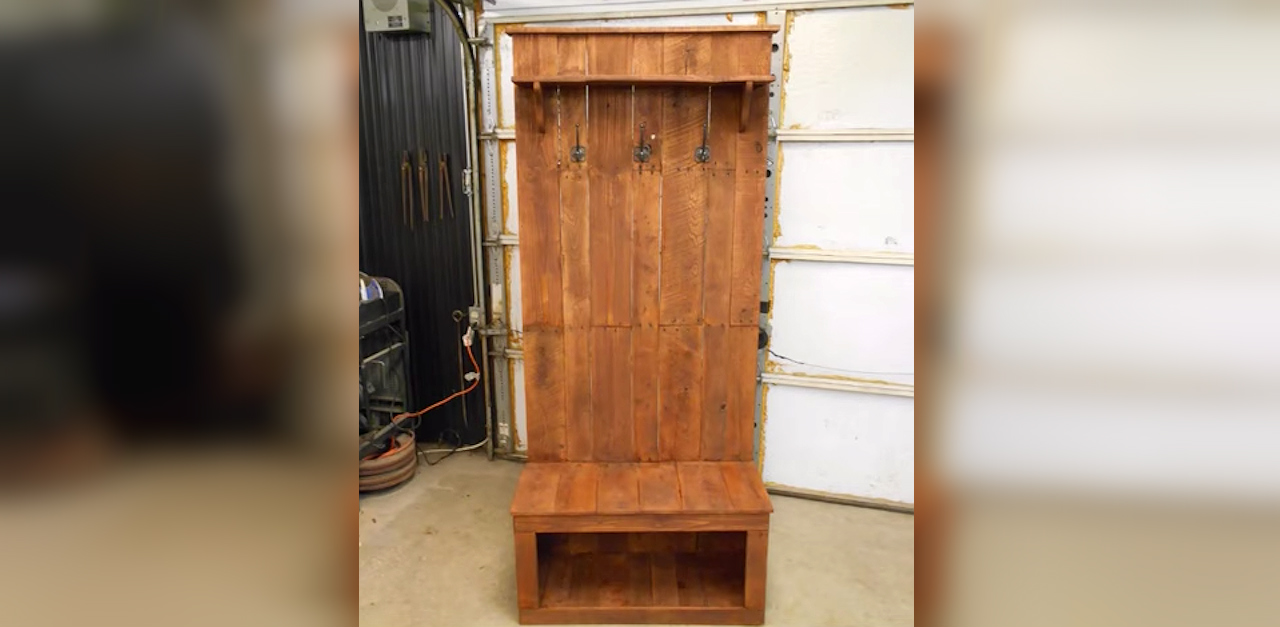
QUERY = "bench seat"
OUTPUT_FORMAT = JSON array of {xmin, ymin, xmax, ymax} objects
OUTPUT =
[{"xmin": 511, "ymin": 462, "xmax": 772, "ymax": 624}]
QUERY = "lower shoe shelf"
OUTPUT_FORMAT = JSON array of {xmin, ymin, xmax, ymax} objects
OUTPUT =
[{"xmin": 519, "ymin": 531, "xmax": 762, "ymax": 625}]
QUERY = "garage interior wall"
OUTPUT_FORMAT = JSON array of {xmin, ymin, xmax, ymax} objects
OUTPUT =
[{"xmin": 476, "ymin": 1, "xmax": 915, "ymax": 508}]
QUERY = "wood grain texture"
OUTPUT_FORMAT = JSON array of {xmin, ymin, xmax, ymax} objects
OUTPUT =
[
  {"xmin": 511, "ymin": 74, "xmax": 774, "ymax": 87},
  {"xmin": 678, "ymin": 462, "xmax": 733, "ymax": 512},
  {"xmin": 700, "ymin": 325, "xmax": 729, "ymax": 461},
  {"xmin": 703, "ymin": 85, "xmax": 739, "ymax": 325},
  {"xmin": 631, "ymin": 36, "xmax": 665, "ymax": 329},
  {"xmin": 515, "ymin": 35, "xmax": 564, "ymax": 329},
  {"xmin": 523, "ymin": 330, "xmax": 566, "ymax": 461},
  {"xmin": 515, "ymin": 531, "xmax": 540, "ymax": 609},
  {"xmin": 520, "ymin": 607, "xmax": 764, "ymax": 625},
  {"xmin": 729, "ymin": 36, "xmax": 770, "ymax": 327},
  {"xmin": 511, "ymin": 463, "xmax": 560, "ymax": 515},
  {"xmin": 514, "ymin": 513, "xmax": 768, "ymax": 533},
  {"xmin": 509, "ymin": 25, "xmax": 778, "ymax": 34},
  {"xmin": 719, "ymin": 463, "xmax": 772, "ymax": 513},
  {"xmin": 658, "ymin": 326, "xmax": 703, "ymax": 461},
  {"xmin": 727, "ymin": 326, "xmax": 759, "ymax": 461},
  {"xmin": 744, "ymin": 529, "xmax": 768, "ymax": 610},
  {"xmin": 637, "ymin": 463, "xmax": 681, "ymax": 513},
  {"xmin": 513, "ymin": 462, "xmax": 770, "ymax": 517},
  {"xmin": 590, "ymin": 328, "xmax": 633, "ymax": 461},
  {"xmin": 555, "ymin": 463, "xmax": 600, "ymax": 514},
  {"xmin": 631, "ymin": 326, "xmax": 660, "ymax": 462},
  {"xmin": 558, "ymin": 36, "xmax": 591, "ymax": 330},
  {"xmin": 597, "ymin": 463, "xmax": 641, "ymax": 514},
  {"xmin": 563, "ymin": 331, "xmax": 593, "ymax": 461}
]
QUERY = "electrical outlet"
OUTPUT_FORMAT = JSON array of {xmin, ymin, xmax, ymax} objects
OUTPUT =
[{"xmin": 468, "ymin": 306, "xmax": 483, "ymax": 327}]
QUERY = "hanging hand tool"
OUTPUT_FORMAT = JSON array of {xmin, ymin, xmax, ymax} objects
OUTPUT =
[
  {"xmin": 417, "ymin": 149, "xmax": 429, "ymax": 224},
  {"xmin": 438, "ymin": 153, "xmax": 455, "ymax": 219},
  {"xmin": 400, "ymin": 150, "xmax": 413, "ymax": 229}
]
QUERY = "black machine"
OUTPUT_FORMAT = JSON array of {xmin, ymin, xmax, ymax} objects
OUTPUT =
[{"xmin": 359, "ymin": 273, "xmax": 410, "ymax": 458}]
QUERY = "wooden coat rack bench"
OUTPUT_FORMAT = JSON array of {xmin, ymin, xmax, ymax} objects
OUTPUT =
[{"xmin": 506, "ymin": 25, "xmax": 778, "ymax": 625}]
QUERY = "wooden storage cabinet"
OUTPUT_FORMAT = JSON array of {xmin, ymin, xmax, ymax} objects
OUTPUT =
[{"xmin": 508, "ymin": 26, "xmax": 777, "ymax": 625}]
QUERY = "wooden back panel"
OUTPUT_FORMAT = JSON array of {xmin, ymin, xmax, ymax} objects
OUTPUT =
[{"xmin": 513, "ymin": 28, "xmax": 774, "ymax": 462}]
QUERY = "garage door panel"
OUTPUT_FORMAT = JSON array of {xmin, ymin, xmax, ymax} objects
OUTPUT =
[
  {"xmin": 776, "ymin": 142, "xmax": 914, "ymax": 252},
  {"xmin": 783, "ymin": 7, "xmax": 914, "ymax": 130},
  {"xmin": 769, "ymin": 262, "xmax": 914, "ymax": 386},
  {"xmin": 762, "ymin": 386, "xmax": 914, "ymax": 503}
]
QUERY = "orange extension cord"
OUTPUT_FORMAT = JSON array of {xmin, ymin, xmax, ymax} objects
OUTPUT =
[{"xmin": 368, "ymin": 332, "xmax": 481, "ymax": 460}]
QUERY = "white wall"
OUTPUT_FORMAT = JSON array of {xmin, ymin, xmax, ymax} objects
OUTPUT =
[{"xmin": 479, "ymin": 1, "xmax": 915, "ymax": 505}]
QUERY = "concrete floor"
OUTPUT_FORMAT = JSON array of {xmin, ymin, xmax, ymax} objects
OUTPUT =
[{"xmin": 358, "ymin": 451, "xmax": 913, "ymax": 626}]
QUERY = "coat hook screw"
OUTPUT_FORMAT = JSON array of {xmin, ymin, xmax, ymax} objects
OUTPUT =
[
  {"xmin": 570, "ymin": 123, "xmax": 586, "ymax": 163},
  {"xmin": 633, "ymin": 122, "xmax": 651, "ymax": 163}
]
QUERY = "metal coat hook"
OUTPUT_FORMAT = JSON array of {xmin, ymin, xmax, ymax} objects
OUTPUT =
[
  {"xmin": 694, "ymin": 88, "xmax": 712, "ymax": 163},
  {"xmin": 694, "ymin": 122, "xmax": 710, "ymax": 163},
  {"xmin": 570, "ymin": 123, "xmax": 586, "ymax": 163},
  {"xmin": 633, "ymin": 122, "xmax": 651, "ymax": 163}
]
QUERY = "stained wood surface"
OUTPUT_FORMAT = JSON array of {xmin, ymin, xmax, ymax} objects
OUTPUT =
[
  {"xmin": 537, "ymin": 549, "xmax": 745, "ymax": 609},
  {"xmin": 508, "ymin": 25, "xmax": 779, "ymax": 34},
  {"xmin": 511, "ymin": 74, "xmax": 775, "ymax": 86},
  {"xmin": 515, "ymin": 30, "xmax": 771, "ymax": 463},
  {"xmin": 512, "ymin": 462, "xmax": 772, "ymax": 516}
]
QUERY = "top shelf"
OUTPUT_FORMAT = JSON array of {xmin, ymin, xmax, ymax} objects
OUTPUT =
[
  {"xmin": 512, "ymin": 74, "xmax": 775, "ymax": 87},
  {"xmin": 506, "ymin": 25, "xmax": 780, "ymax": 34}
]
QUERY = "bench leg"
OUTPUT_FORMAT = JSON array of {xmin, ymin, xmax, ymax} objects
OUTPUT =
[
  {"xmin": 744, "ymin": 529, "xmax": 768, "ymax": 611},
  {"xmin": 515, "ymin": 531, "xmax": 539, "ymax": 609}
]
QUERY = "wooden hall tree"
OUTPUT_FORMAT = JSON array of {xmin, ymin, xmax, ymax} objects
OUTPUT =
[{"xmin": 507, "ymin": 26, "xmax": 777, "ymax": 625}]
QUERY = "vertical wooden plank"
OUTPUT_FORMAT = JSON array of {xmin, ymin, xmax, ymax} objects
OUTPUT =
[
  {"xmin": 730, "ymin": 36, "xmax": 771, "ymax": 326},
  {"xmin": 570, "ymin": 553, "xmax": 600, "ymax": 607},
  {"xmin": 727, "ymin": 326, "xmax": 759, "ymax": 461},
  {"xmin": 631, "ymin": 326, "xmax": 660, "ymax": 462},
  {"xmin": 611, "ymin": 328, "xmax": 636, "ymax": 460},
  {"xmin": 703, "ymin": 84, "xmax": 739, "ymax": 325},
  {"xmin": 700, "ymin": 325, "xmax": 730, "ymax": 461},
  {"xmin": 523, "ymin": 330, "xmax": 566, "ymax": 461},
  {"xmin": 631, "ymin": 35, "xmax": 664, "ymax": 327},
  {"xmin": 515, "ymin": 531, "xmax": 539, "ymax": 609},
  {"xmin": 515, "ymin": 35, "xmax": 564, "ymax": 329},
  {"xmin": 676, "ymin": 553, "xmax": 707, "ymax": 606},
  {"xmin": 637, "ymin": 463, "xmax": 681, "ymax": 512},
  {"xmin": 556, "ymin": 36, "xmax": 594, "ymax": 464},
  {"xmin": 590, "ymin": 328, "xmax": 633, "ymax": 461},
  {"xmin": 651, "ymin": 552, "xmax": 680, "ymax": 606},
  {"xmin": 597, "ymin": 463, "xmax": 641, "ymax": 514},
  {"xmin": 659, "ymin": 34, "xmax": 712, "ymax": 325},
  {"xmin": 627, "ymin": 553, "xmax": 653, "ymax": 607},
  {"xmin": 563, "ymin": 332, "xmax": 593, "ymax": 461},
  {"xmin": 598, "ymin": 553, "xmax": 630, "ymax": 607},
  {"xmin": 658, "ymin": 326, "xmax": 703, "ymax": 461},
  {"xmin": 587, "ymin": 34, "xmax": 634, "ymax": 327},
  {"xmin": 558, "ymin": 35, "xmax": 591, "ymax": 330},
  {"xmin": 542, "ymin": 551, "xmax": 573, "ymax": 607},
  {"xmin": 744, "ymin": 529, "xmax": 769, "ymax": 610},
  {"xmin": 631, "ymin": 35, "xmax": 665, "ymax": 465},
  {"xmin": 554, "ymin": 463, "xmax": 599, "ymax": 514}
]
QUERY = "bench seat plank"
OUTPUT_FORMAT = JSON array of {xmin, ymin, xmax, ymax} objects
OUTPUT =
[{"xmin": 512, "ymin": 462, "xmax": 771, "ymax": 517}]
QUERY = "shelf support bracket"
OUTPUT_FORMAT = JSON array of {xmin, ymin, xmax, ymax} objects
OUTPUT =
[{"xmin": 532, "ymin": 81, "xmax": 545, "ymax": 133}]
